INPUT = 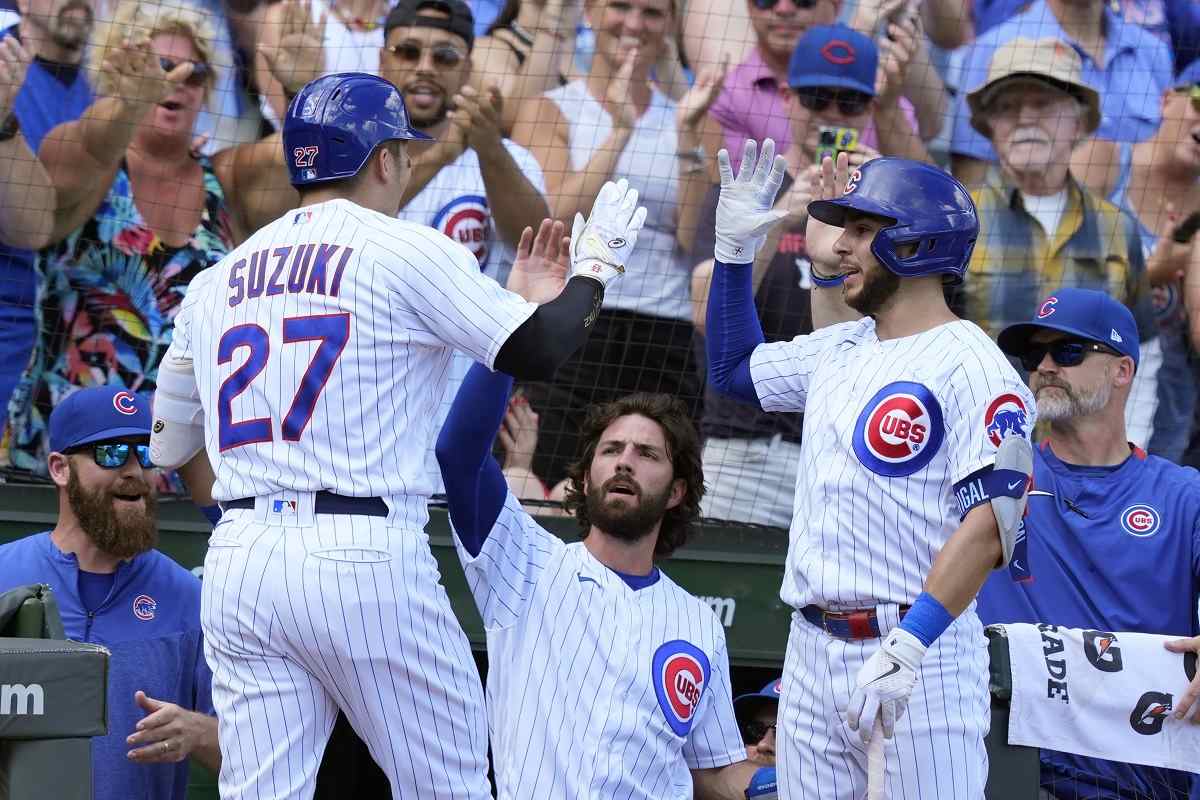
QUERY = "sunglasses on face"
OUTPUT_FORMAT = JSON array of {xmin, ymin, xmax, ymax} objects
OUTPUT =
[
  {"xmin": 741, "ymin": 720, "xmax": 777, "ymax": 745},
  {"xmin": 69, "ymin": 442, "xmax": 154, "ymax": 469},
  {"xmin": 1018, "ymin": 339, "xmax": 1121, "ymax": 372},
  {"xmin": 387, "ymin": 42, "xmax": 466, "ymax": 69},
  {"xmin": 795, "ymin": 87, "xmax": 872, "ymax": 117},
  {"xmin": 158, "ymin": 56, "xmax": 210, "ymax": 88},
  {"xmin": 752, "ymin": 0, "xmax": 820, "ymax": 9}
]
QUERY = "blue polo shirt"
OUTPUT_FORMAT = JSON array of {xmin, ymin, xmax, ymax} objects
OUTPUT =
[
  {"xmin": 977, "ymin": 443, "xmax": 1200, "ymax": 799},
  {"xmin": 0, "ymin": 25, "xmax": 93, "ymax": 411},
  {"xmin": 952, "ymin": 0, "xmax": 1171, "ymax": 162},
  {"xmin": 0, "ymin": 532, "xmax": 214, "ymax": 800}
]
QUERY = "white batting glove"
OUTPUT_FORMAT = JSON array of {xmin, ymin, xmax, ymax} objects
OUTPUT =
[
  {"xmin": 570, "ymin": 178, "xmax": 648, "ymax": 289},
  {"xmin": 846, "ymin": 628, "xmax": 926, "ymax": 743},
  {"xmin": 714, "ymin": 138, "xmax": 789, "ymax": 264}
]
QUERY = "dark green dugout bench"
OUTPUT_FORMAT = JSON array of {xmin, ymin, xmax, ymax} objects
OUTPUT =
[{"xmin": 0, "ymin": 481, "xmax": 1038, "ymax": 798}]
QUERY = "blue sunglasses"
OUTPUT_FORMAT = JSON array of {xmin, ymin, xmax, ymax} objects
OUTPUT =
[{"xmin": 70, "ymin": 442, "xmax": 154, "ymax": 469}]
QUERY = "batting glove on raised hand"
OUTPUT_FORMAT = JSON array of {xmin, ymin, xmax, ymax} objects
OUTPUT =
[
  {"xmin": 571, "ymin": 178, "xmax": 648, "ymax": 289},
  {"xmin": 714, "ymin": 138, "xmax": 789, "ymax": 264},
  {"xmin": 847, "ymin": 627, "xmax": 926, "ymax": 743}
]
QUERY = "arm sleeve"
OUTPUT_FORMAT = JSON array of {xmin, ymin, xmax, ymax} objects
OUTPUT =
[
  {"xmin": 493, "ymin": 276, "xmax": 605, "ymax": 381},
  {"xmin": 747, "ymin": 321, "xmax": 860, "ymax": 413},
  {"xmin": 705, "ymin": 258, "xmax": 765, "ymax": 405},
  {"xmin": 150, "ymin": 278, "xmax": 206, "ymax": 469},
  {"xmin": 682, "ymin": 637, "xmax": 748, "ymax": 770},
  {"xmin": 435, "ymin": 362, "xmax": 516, "ymax": 557}
]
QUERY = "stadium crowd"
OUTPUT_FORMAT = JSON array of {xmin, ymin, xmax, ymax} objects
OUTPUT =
[
  {"xmin": 0, "ymin": 0, "xmax": 1199, "ymax": 797},
  {"xmin": 3, "ymin": 0, "xmax": 1200, "ymax": 517}
]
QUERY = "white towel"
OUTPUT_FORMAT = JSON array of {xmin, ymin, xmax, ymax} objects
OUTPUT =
[{"xmin": 1003, "ymin": 622, "xmax": 1200, "ymax": 774}]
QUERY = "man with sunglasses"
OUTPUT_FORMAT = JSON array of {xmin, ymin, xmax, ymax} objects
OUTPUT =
[
  {"xmin": 0, "ymin": 385, "xmax": 221, "ymax": 800},
  {"xmin": 977, "ymin": 287, "xmax": 1200, "ymax": 799},
  {"xmin": 381, "ymin": 0, "xmax": 548, "ymax": 275},
  {"xmin": 704, "ymin": 4, "xmax": 925, "ymax": 174},
  {"xmin": 957, "ymin": 36, "xmax": 1164, "ymax": 457},
  {"xmin": 734, "ymin": 678, "xmax": 781, "ymax": 768}
]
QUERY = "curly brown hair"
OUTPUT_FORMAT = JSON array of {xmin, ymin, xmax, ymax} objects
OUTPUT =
[{"xmin": 562, "ymin": 393, "xmax": 704, "ymax": 558}]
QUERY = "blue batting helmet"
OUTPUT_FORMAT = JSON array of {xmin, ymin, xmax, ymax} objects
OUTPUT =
[
  {"xmin": 807, "ymin": 158, "xmax": 978, "ymax": 284},
  {"xmin": 282, "ymin": 72, "xmax": 431, "ymax": 187}
]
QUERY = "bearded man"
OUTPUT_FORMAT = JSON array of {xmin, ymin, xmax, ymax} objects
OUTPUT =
[
  {"xmin": 977, "ymin": 287, "xmax": 1200, "ymax": 800},
  {"xmin": 0, "ymin": 385, "xmax": 221, "ymax": 800}
]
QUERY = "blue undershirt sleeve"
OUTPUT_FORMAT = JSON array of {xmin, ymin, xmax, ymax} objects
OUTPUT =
[
  {"xmin": 705, "ymin": 259, "xmax": 764, "ymax": 406},
  {"xmin": 434, "ymin": 362, "xmax": 514, "ymax": 558}
]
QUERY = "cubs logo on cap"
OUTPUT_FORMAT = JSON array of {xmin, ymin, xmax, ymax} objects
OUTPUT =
[
  {"xmin": 1121, "ymin": 504, "xmax": 1160, "ymax": 538},
  {"xmin": 984, "ymin": 393, "xmax": 1029, "ymax": 447},
  {"xmin": 1036, "ymin": 297, "xmax": 1057, "ymax": 318},
  {"xmin": 853, "ymin": 381, "xmax": 945, "ymax": 477},
  {"xmin": 433, "ymin": 195, "xmax": 493, "ymax": 269},
  {"xmin": 112, "ymin": 391, "xmax": 138, "ymax": 415},
  {"xmin": 133, "ymin": 594, "xmax": 157, "ymax": 621},
  {"xmin": 844, "ymin": 168, "xmax": 862, "ymax": 195},
  {"xmin": 652, "ymin": 640, "xmax": 710, "ymax": 737},
  {"xmin": 820, "ymin": 39, "xmax": 856, "ymax": 65}
]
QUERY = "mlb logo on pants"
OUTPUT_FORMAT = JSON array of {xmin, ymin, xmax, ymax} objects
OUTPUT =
[{"xmin": 272, "ymin": 499, "xmax": 297, "ymax": 515}]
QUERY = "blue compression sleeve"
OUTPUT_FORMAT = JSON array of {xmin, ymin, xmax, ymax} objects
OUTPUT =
[
  {"xmin": 705, "ymin": 259, "xmax": 764, "ymax": 406},
  {"xmin": 435, "ymin": 362, "xmax": 514, "ymax": 557}
]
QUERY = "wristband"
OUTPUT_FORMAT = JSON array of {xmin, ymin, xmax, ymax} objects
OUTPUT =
[{"xmin": 898, "ymin": 591, "xmax": 954, "ymax": 647}]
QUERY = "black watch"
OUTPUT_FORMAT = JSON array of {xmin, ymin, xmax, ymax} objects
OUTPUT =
[{"xmin": 0, "ymin": 112, "xmax": 20, "ymax": 143}]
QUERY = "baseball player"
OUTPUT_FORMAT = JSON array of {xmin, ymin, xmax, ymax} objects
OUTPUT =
[
  {"xmin": 978, "ymin": 287, "xmax": 1200, "ymax": 799},
  {"xmin": 147, "ymin": 72, "xmax": 647, "ymax": 800},
  {"xmin": 432, "ymin": 221, "xmax": 770, "ymax": 799},
  {"xmin": 705, "ymin": 140, "xmax": 1036, "ymax": 799}
]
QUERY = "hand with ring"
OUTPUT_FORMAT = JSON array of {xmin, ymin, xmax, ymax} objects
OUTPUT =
[{"xmin": 126, "ymin": 690, "xmax": 213, "ymax": 764}]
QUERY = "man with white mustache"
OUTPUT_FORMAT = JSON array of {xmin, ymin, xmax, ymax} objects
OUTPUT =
[
  {"xmin": 977, "ymin": 287, "xmax": 1200, "ymax": 800},
  {"xmin": 956, "ymin": 36, "xmax": 1165, "ymax": 457}
]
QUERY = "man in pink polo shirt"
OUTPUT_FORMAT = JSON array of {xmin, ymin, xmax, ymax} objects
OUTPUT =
[{"xmin": 707, "ymin": 5, "xmax": 925, "ymax": 167}]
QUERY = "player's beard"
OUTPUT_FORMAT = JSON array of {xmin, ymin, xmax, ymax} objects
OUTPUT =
[
  {"xmin": 585, "ymin": 476, "xmax": 672, "ymax": 544},
  {"xmin": 67, "ymin": 465, "xmax": 159, "ymax": 560},
  {"xmin": 1033, "ymin": 372, "xmax": 1114, "ymax": 422},
  {"xmin": 844, "ymin": 262, "xmax": 901, "ymax": 317}
]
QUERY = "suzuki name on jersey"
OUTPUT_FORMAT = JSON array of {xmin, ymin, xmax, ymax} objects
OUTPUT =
[{"xmin": 228, "ymin": 243, "xmax": 354, "ymax": 307}]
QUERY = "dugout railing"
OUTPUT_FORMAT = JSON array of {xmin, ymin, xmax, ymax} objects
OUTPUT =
[{"xmin": 0, "ymin": 479, "xmax": 1048, "ymax": 798}]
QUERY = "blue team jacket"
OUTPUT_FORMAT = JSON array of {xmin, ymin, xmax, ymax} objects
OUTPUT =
[
  {"xmin": 978, "ymin": 443, "xmax": 1200, "ymax": 799},
  {"xmin": 0, "ymin": 532, "xmax": 214, "ymax": 800}
]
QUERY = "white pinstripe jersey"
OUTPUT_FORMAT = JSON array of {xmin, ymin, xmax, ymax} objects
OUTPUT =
[
  {"xmin": 750, "ymin": 318, "xmax": 1036, "ymax": 611},
  {"xmin": 166, "ymin": 198, "xmax": 535, "ymax": 507},
  {"xmin": 455, "ymin": 493, "xmax": 746, "ymax": 799}
]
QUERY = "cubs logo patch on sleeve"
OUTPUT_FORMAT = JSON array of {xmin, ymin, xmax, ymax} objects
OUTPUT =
[
  {"xmin": 652, "ymin": 640, "xmax": 711, "ymax": 737},
  {"xmin": 984, "ymin": 393, "xmax": 1029, "ymax": 447},
  {"xmin": 852, "ymin": 381, "xmax": 945, "ymax": 477}
]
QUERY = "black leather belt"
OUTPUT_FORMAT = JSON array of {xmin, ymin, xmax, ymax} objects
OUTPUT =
[
  {"xmin": 801, "ymin": 604, "xmax": 910, "ymax": 640},
  {"xmin": 223, "ymin": 491, "xmax": 388, "ymax": 517}
]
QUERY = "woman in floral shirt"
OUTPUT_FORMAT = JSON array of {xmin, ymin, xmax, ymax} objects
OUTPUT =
[{"xmin": 3, "ymin": 0, "xmax": 318, "ymax": 477}]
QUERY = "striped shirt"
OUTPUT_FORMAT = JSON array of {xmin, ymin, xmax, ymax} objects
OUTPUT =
[
  {"xmin": 751, "ymin": 318, "xmax": 1036, "ymax": 610},
  {"xmin": 455, "ymin": 492, "xmax": 746, "ymax": 799}
]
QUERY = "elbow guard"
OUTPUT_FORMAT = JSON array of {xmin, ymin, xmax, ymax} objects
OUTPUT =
[
  {"xmin": 150, "ymin": 355, "xmax": 206, "ymax": 469},
  {"xmin": 953, "ymin": 435, "xmax": 1033, "ymax": 580}
]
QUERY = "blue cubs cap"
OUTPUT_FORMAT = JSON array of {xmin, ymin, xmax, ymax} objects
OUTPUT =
[
  {"xmin": 997, "ymin": 288, "xmax": 1140, "ymax": 368},
  {"xmin": 733, "ymin": 678, "xmax": 782, "ymax": 721},
  {"xmin": 787, "ymin": 24, "xmax": 877, "ymax": 96},
  {"xmin": 48, "ymin": 386, "xmax": 152, "ymax": 453}
]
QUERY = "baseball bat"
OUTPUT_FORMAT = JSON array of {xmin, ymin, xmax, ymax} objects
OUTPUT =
[{"xmin": 866, "ymin": 717, "xmax": 885, "ymax": 800}]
